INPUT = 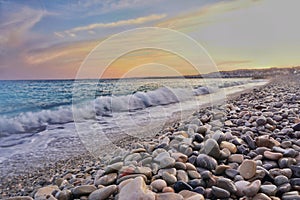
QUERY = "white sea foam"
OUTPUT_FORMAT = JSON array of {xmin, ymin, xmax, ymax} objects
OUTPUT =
[{"xmin": 0, "ymin": 80, "xmax": 257, "ymax": 136}]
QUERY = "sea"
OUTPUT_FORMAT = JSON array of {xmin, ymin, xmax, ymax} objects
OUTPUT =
[{"xmin": 0, "ymin": 77, "xmax": 268, "ymax": 175}]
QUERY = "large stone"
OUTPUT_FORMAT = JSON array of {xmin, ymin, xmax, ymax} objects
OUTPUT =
[
  {"xmin": 95, "ymin": 173, "xmax": 117, "ymax": 186},
  {"xmin": 88, "ymin": 185, "xmax": 117, "ymax": 200},
  {"xmin": 119, "ymin": 177, "xmax": 155, "ymax": 200},
  {"xmin": 72, "ymin": 185, "xmax": 97, "ymax": 198},
  {"xmin": 34, "ymin": 185, "xmax": 59, "ymax": 200},
  {"xmin": 238, "ymin": 160, "xmax": 257, "ymax": 179}
]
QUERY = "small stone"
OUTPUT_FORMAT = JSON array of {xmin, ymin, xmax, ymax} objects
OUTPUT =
[
  {"xmin": 35, "ymin": 185, "xmax": 59, "ymax": 200},
  {"xmin": 154, "ymin": 152, "xmax": 175, "ymax": 169},
  {"xmin": 216, "ymin": 177, "xmax": 237, "ymax": 193},
  {"xmin": 186, "ymin": 163, "xmax": 197, "ymax": 171},
  {"xmin": 174, "ymin": 181, "xmax": 193, "ymax": 193},
  {"xmin": 192, "ymin": 186, "xmax": 205, "ymax": 195},
  {"xmin": 162, "ymin": 172, "xmax": 177, "ymax": 185},
  {"xmin": 243, "ymin": 180, "xmax": 261, "ymax": 197},
  {"xmin": 55, "ymin": 190, "xmax": 72, "ymax": 200},
  {"xmin": 186, "ymin": 170, "xmax": 200, "ymax": 179},
  {"xmin": 290, "ymin": 178, "xmax": 300, "ymax": 189},
  {"xmin": 260, "ymin": 184, "xmax": 277, "ymax": 196},
  {"xmin": 220, "ymin": 141, "xmax": 237, "ymax": 153},
  {"xmin": 179, "ymin": 190, "xmax": 204, "ymax": 200},
  {"xmin": 72, "ymin": 185, "xmax": 97, "ymax": 198},
  {"xmin": 215, "ymin": 165, "xmax": 230, "ymax": 175},
  {"xmin": 256, "ymin": 136, "xmax": 280, "ymax": 148},
  {"xmin": 278, "ymin": 183, "xmax": 292, "ymax": 193},
  {"xmin": 196, "ymin": 154, "xmax": 217, "ymax": 170},
  {"xmin": 292, "ymin": 123, "xmax": 300, "ymax": 131},
  {"xmin": 151, "ymin": 179, "xmax": 167, "ymax": 192},
  {"xmin": 238, "ymin": 160, "xmax": 257, "ymax": 179},
  {"xmin": 118, "ymin": 177, "xmax": 155, "ymax": 200},
  {"xmin": 197, "ymin": 126, "xmax": 207, "ymax": 134},
  {"xmin": 225, "ymin": 169, "xmax": 239, "ymax": 179},
  {"xmin": 162, "ymin": 187, "xmax": 174, "ymax": 193},
  {"xmin": 104, "ymin": 162, "xmax": 123, "ymax": 174},
  {"xmin": 201, "ymin": 139, "xmax": 220, "ymax": 159},
  {"xmin": 244, "ymin": 135, "xmax": 256, "ymax": 149},
  {"xmin": 158, "ymin": 168, "xmax": 176, "ymax": 176},
  {"xmin": 211, "ymin": 186, "xmax": 230, "ymax": 198},
  {"xmin": 131, "ymin": 148, "xmax": 146, "ymax": 153},
  {"xmin": 88, "ymin": 185, "xmax": 117, "ymax": 200},
  {"xmin": 291, "ymin": 165, "xmax": 300, "ymax": 177},
  {"xmin": 117, "ymin": 174, "xmax": 147, "ymax": 184},
  {"xmin": 278, "ymin": 158, "xmax": 297, "ymax": 168},
  {"xmin": 228, "ymin": 154, "xmax": 244, "ymax": 164},
  {"xmin": 174, "ymin": 162, "xmax": 187, "ymax": 170},
  {"xmin": 269, "ymin": 168, "xmax": 293, "ymax": 179},
  {"xmin": 264, "ymin": 151, "xmax": 283, "ymax": 160},
  {"xmin": 256, "ymin": 116, "xmax": 267, "ymax": 126},
  {"xmin": 274, "ymin": 175, "xmax": 289, "ymax": 186},
  {"xmin": 188, "ymin": 179, "xmax": 202, "ymax": 188},
  {"xmin": 156, "ymin": 193, "xmax": 183, "ymax": 200},
  {"xmin": 171, "ymin": 153, "xmax": 188, "ymax": 163},
  {"xmin": 235, "ymin": 180, "xmax": 250, "ymax": 197}
]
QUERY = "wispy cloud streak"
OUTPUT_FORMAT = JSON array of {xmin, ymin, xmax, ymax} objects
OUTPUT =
[{"xmin": 57, "ymin": 14, "xmax": 167, "ymax": 37}]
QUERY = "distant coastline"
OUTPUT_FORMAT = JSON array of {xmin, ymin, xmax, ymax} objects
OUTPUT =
[{"xmin": 0, "ymin": 66, "xmax": 299, "ymax": 81}]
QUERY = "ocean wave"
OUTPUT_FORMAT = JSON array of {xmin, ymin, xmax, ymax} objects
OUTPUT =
[
  {"xmin": 0, "ymin": 87, "xmax": 193, "ymax": 136},
  {"xmin": 0, "ymin": 80, "xmax": 254, "ymax": 136}
]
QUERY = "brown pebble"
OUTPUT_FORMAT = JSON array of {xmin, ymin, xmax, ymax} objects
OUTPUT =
[{"xmin": 162, "ymin": 186, "xmax": 175, "ymax": 193}]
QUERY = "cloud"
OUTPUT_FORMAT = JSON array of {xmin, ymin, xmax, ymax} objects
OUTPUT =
[
  {"xmin": 57, "ymin": 14, "xmax": 167, "ymax": 37},
  {"xmin": 0, "ymin": 6, "xmax": 46, "ymax": 47},
  {"xmin": 58, "ymin": 0, "xmax": 166, "ymax": 17}
]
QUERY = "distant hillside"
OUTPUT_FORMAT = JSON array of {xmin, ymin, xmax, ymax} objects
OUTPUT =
[{"xmin": 201, "ymin": 66, "xmax": 300, "ymax": 78}]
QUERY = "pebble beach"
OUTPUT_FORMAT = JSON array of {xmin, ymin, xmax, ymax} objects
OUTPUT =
[{"xmin": 1, "ymin": 74, "xmax": 300, "ymax": 200}]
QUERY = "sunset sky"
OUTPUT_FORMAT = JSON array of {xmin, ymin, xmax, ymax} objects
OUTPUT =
[{"xmin": 0, "ymin": 0, "xmax": 300, "ymax": 79}]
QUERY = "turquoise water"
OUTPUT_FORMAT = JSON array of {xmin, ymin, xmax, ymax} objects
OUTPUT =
[{"xmin": 0, "ymin": 78, "xmax": 253, "ymax": 136}]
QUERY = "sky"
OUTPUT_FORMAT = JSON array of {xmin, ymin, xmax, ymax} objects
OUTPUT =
[{"xmin": 0, "ymin": 0, "xmax": 300, "ymax": 79}]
